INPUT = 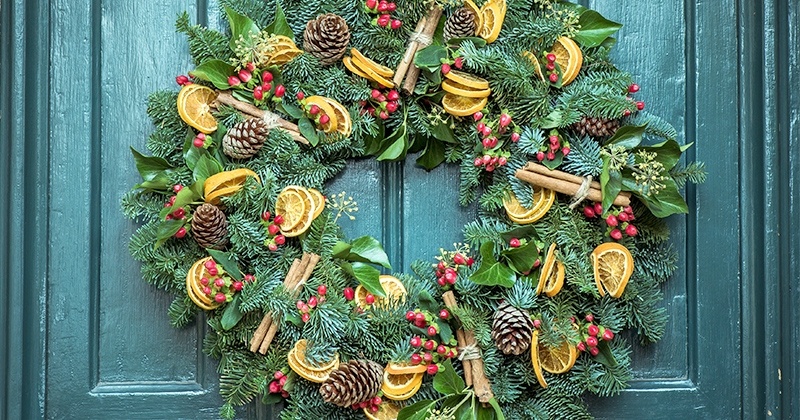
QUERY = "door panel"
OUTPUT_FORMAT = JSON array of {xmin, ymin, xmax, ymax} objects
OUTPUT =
[{"xmin": 41, "ymin": 0, "xmax": 742, "ymax": 419}]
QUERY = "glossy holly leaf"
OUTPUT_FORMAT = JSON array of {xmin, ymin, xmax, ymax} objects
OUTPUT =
[
  {"xmin": 221, "ymin": 294, "xmax": 244, "ymax": 330},
  {"xmin": 265, "ymin": 1, "xmax": 294, "ymax": 40},
  {"xmin": 574, "ymin": 10, "xmax": 623, "ymax": 48},
  {"xmin": 434, "ymin": 318, "xmax": 454, "ymax": 344},
  {"xmin": 433, "ymin": 360, "xmax": 465, "ymax": 395},
  {"xmin": 341, "ymin": 262, "xmax": 386, "ymax": 298},
  {"xmin": 605, "ymin": 124, "xmax": 646, "ymax": 149},
  {"xmin": 278, "ymin": 101, "xmax": 304, "ymax": 119},
  {"xmin": 416, "ymin": 290, "xmax": 440, "ymax": 314},
  {"xmin": 207, "ymin": 249, "xmax": 244, "ymax": 280},
  {"xmin": 190, "ymin": 59, "xmax": 236, "ymax": 90},
  {"xmin": 470, "ymin": 242, "xmax": 516, "ymax": 287},
  {"xmin": 398, "ymin": 400, "xmax": 436, "ymax": 420}
]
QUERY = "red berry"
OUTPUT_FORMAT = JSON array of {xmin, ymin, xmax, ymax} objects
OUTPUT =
[
  {"xmin": 583, "ymin": 206, "xmax": 596, "ymax": 218},
  {"xmin": 593, "ymin": 202, "xmax": 603, "ymax": 215},
  {"xmin": 511, "ymin": 132, "xmax": 521, "ymax": 142},
  {"xmin": 533, "ymin": 319, "xmax": 541, "ymax": 328},
  {"xmin": 618, "ymin": 212, "xmax": 630, "ymax": 222},
  {"xmin": 377, "ymin": 1, "xmax": 388, "ymax": 11},
  {"xmin": 605, "ymin": 214, "xmax": 619, "ymax": 227},
  {"xmin": 439, "ymin": 309, "xmax": 450, "ymax": 319},
  {"xmin": 308, "ymin": 296, "xmax": 318, "ymax": 308},
  {"xmin": 365, "ymin": 294, "xmax": 375, "ymax": 304},
  {"xmin": 371, "ymin": 89, "xmax": 382, "ymax": 99},
  {"xmin": 549, "ymin": 73, "xmax": 559, "ymax": 83},
  {"xmin": 453, "ymin": 254, "xmax": 466, "ymax": 265},
  {"xmin": 233, "ymin": 281, "xmax": 244, "ymax": 291},
  {"xmin": 610, "ymin": 229, "xmax": 623, "ymax": 241},
  {"xmin": 274, "ymin": 85, "xmax": 286, "ymax": 98},
  {"xmin": 406, "ymin": 310, "xmax": 416, "ymax": 321},
  {"xmin": 296, "ymin": 300, "xmax": 306, "ymax": 311},
  {"xmin": 176, "ymin": 75, "xmax": 190, "ymax": 85},
  {"xmin": 296, "ymin": 91, "xmax": 305, "ymax": 101},
  {"xmin": 262, "ymin": 71, "xmax": 274, "ymax": 83},
  {"xmin": 387, "ymin": 89, "xmax": 400, "ymax": 101},
  {"xmin": 193, "ymin": 137, "xmax": 205, "ymax": 148},
  {"xmin": 588, "ymin": 324, "xmax": 599, "ymax": 336},
  {"xmin": 546, "ymin": 63, "xmax": 555, "ymax": 71},
  {"xmin": 372, "ymin": 396, "xmax": 382, "ymax": 406},
  {"xmin": 261, "ymin": 211, "xmax": 271, "ymax": 221},
  {"xmin": 414, "ymin": 312, "xmax": 425, "ymax": 323},
  {"xmin": 366, "ymin": 0, "xmax": 377, "ymax": 8},
  {"xmin": 172, "ymin": 208, "xmax": 186, "ymax": 219},
  {"xmin": 441, "ymin": 63, "xmax": 451, "ymax": 74},
  {"xmin": 427, "ymin": 326, "xmax": 437, "ymax": 336},
  {"xmin": 262, "ymin": 82, "xmax": 272, "ymax": 92},
  {"xmin": 410, "ymin": 353, "xmax": 422, "ymax": 364},
  {"xmin": 589, "ymin": 346, "xmax": 600, "ymax": 356},
  {"xmin": 379, "ymin": 111, "xmax": 389, "ymax": 120},
  {"xmin": 444, "ymin": 271, "xmax": 457, "ymax": 285},
  {"xmin": 481, "ymin": 126, "xmax": 492, "ymax": 137},
  {"xmin": 536, "ymin": 151, "xmax": 545, "ymax": 161},
  {"xmin": 476, "ymin": 122, "xmax": 486, "ymax": 133},
  {"xmin": 437, "ymin": 277, "xmax": 447, "ymax": 287},
  {"xmin": 410, "ymin": 336, "xmax": 422, "ymax": 347},
  {"xmin": 473, "ymin": 111, "xmax": 483, "ymax": 121},
  {"xmin": 215, "ymin": 293, "xmax": 227, "ymax": 303},
  {"xmin": 482, "ymin": 138, "xmax": 492, "ymax": 149},
  {"xmin": 359, "ymin": 401, "xmax": 369, "ymax": 409},
  {"xmin": 426, "ymin": 364, "xmax": 439, "ymax": 375},
  {"xmin": 625, "ymin": 224, "xmax": 638, "ymax": 237},
  {"xmin": 424, "ymin": 340, "xmax": 435, "ymax": 350},
  {"xmin": 245, "ymin": 62, "xmax": 256, "ymax": 72},
  {"xmin": 546, "ymin": 151, "xmax": 556, "ymax": 160},
  {"xmin": 301, "ymin": 313, "xmax": 310, "ymax": 323},
  {"xmin": 204, "ymin": 260, "xmax": 216, "ymax": 270},
  {"xmin": 200, "ymin": 277, "xmax": 209, "ymax": 286},
  {"xmin": 485, "ymin": 164, "xmax": 495, "ymax": 172},
  {"xmin": 623, "ymin": 109, "xmax": 632, "ymax": 117},
  {"xmin": 227, "ymin": 75, "xmax": 241, "ymax": 86},
  {"xmin": 546, "ymin": 53, "xmax": 556, "ymax": 63},
  {"xmin": 629, "ymin": 83, "xmax": 640, "ymax": 93},
  {"xmin": 387, "ymin": 2, "xmax": 397, "ymax": 11},
  {"xmin": 203, "ymin": 286, "xmax": 212, "ymax": 295},
  {"xmin": 268, "ymin": 243, "xmax": 278, "ymax": 252},
  {"xmin": 482, "ymin": 155, "xmax": 491, "ymax": 164},
  {"xmin": 309, "ymin": 104, "xmax": 320, "ymax": 115},
  {"xmin": 467, "ymin": 257, "xmax": 475, "ymax": 266},
  {"xmin": 602, "ymin": 329, "xmax": 615, "ymax": 341},
  {"xmin": 214, "ymin": 278, "xmax": 225, "ymax": 288},
  {"xmin": 385, "ymin": 101, "xmax": 398, "ymax": 113},
  {"xmin": 274, "ymin": 371, "xmax": 285, "ymax": 380},
  {"xmin": 370, "ymin": 405, "xmax": 379, "ymax": 414},
  {"xmin": 377, "ymin": 15, "xmax": 389, "ymax": 27},
  {"xmin": 576, "ymin": 342, "xmax": 586, "ymax": 352},
  {"xmin": 586, "ymin": 336, "xmax": 598, "ymax": 348},
  {"xmin": 390, "ymin": 19, "xmax": 402, "ymax": 30},
  {"xmin": 238, "ymin": 69, "xmax": 252, "ymax": 83},
  {"xmin": 254, "ymin": 87, "xmax": 265, "ymax": 102},
  {"xmin": 319, "ymin": 114, "xmax": 331, "ymax": 125},
  {"xmin": 636, "ymin": 101, "xmax": 645, "ymax": 110},
  {"xmin": 268, "ymin": 224, "xmax": 280, "ymax": 235},
  {"xmin": 509, "ymin": 238, "xmax": 521, "ymax": 248},
  {"xmin": 562, "ymin": 147, "xmax": 570, "ymax": 155},
  {"xmin": 175, "ymin": 227, "xmax": 187, "ymax": 238},
  {"xmin": 269, "ymin": 381, "xmax": 280, "ymax": 394},
  {"xmin": 273, "ymin": 214, "xmax": 285, "ymax": 225},
  {"xmin": 244, "ymin": 274, "xmax": 255, "ymax": 282},
  {"xmin": 624, "ymin": 206, "xmax": 634, "ymax": 214},
  {"xmin": 585, "ymin": 314, "xmax": 594, "ymax": 322},
  {"xmin": 499, "ymin": 114, "xmax": 511, "ymax": 127},
  {"xmin": 454, "ymin": 57, "xmax": 464, "ymax": 69},
  {"xmin": 317, "ymin": 284, "xmax": 327, "ymax": 296},
  {"xmin": 437, "ymin": 345, "xmax": 447, "ymax": 355},
  {"xmin": 532, "ymin": 259, "xmax": 541, "ymax": 268}
]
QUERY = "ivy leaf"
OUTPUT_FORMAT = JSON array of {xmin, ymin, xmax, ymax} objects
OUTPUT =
[
  {"xmin": 221, "ymin": 294, "xmax": 244, "ymax": 330},
  {"xmin": 398, "ymin": 400, "xmax": 436, "ymax": 420},
  {"xmin": 500, "ymin": 241, "xmax": 540, "ymax": 274},
  {"xmin": 207, "ymin": 249, "xmax": 244, "ymax": 279},
  {"xmin": 574, "ymin": 10, "xmax": 623, "ymax": 48},
  {"xmin": 470, "ymin": 242, "xmax": 516, "ymax": 287},
  {"xmin": 341, "ymin": 262, "xmax": 386, "ymax": 298},
  {"xmin": 190, "ymin": 59, "xmax": 235, "ymax": 90},
  {"xmin": 298, "ymin": 117, "xmax": 320, "ymax": 146},
  {"xmin": 636, "ymin": 139, "xmax": 682, "ymax": 170},
  {"xmin": 605, "ymin": 124, "xmax": 646, "ymax": 149},
  {"xmin": 414, "ymin": 45, "xmax": 448, "ymax": 72},
  {"xmin": 265, "ymin": 1, "xmax": 294, "ymax": 40},
  {"xmin": 155, "ymin": 219, "xmax": 185, "ymax": 248},
  {"xmin": 433, "ymin": 360, "xmax": 465, "ymax": 395},
  {"xmin": 600, "ymin": 155, "xmax": 622, "ymax": 215},
  {"xmin": 193, "ymin": 154, "xmax": 223, "ymax": 184},
  {"xmin": 363, "ymin": 119, "xmax": 385, "ymax": 155},
  {"xmin": 475, "ymin": 403, "xmax": 497, "ymax": 420},
  {"xmin": 131, "ymin": 147, "xmax": 174, "ymax": 190},
  {"xmin": 416, "ymin": 138, "xmax": 446, "ymax": 171}
]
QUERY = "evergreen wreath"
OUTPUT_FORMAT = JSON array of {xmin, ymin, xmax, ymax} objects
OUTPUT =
[{"xmin": 122, "ymin": 0, "xmax": 707, "ymax": 418}]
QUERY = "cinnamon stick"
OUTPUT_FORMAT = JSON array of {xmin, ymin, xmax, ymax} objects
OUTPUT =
[
  {"xmin": 442, "ymin": 291, "xmax": 494, "ymax": 403},
  {"xmin": 401, "ymin": 5, "xmax": 443, "ymax": 95},
  {"xmin": 213, "ymin": 91, "xmax": 309, "ymax": 145},
  {"xmin": 515, "ymin": 169, "xmax": 631, "ymax": 207},
  {"xmin": 455, "ymin": 329, "xmax": 473, "ymax": 386},
  {"xmin": 250, "ymin": 258, "xmax": 303, "ymax": 352},
  {"xmin": 393, "ymin": 17, "xmax": 427, "ymax": 87}
]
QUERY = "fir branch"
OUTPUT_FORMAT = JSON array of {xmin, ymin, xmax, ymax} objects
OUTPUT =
[
  {"xmin": 176, "ymin": 11, "xmax": 233, "ymax": 65},
  {"xmin": 671, "ymin": 161, "xmax": 707, "ymax": 187},
  {"xmin": 168, "ymin": 294, "xmax": 196, "ymax": 328},
  {"xmin": 562, "ymin": 136, "xmax": 603, "ymax": 177}
]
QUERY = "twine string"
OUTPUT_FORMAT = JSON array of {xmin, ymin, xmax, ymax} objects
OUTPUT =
[
  {"xmin": 458, "ymin": 344, "xmax": 482, "ymax": 361},
  {"xmin": 569, "ymin": 175, "xmax": 593, "ymax": 210}
]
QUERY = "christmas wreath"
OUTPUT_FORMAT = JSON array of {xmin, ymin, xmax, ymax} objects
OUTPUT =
[{"xmin": 122, "ymin": 0, "xmax": 706, "ymax": 418}]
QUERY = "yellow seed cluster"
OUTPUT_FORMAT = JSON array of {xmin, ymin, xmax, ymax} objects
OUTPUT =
[{"xmin": 327, "ymin": 191, "xmax": 359, "ymax": 222}]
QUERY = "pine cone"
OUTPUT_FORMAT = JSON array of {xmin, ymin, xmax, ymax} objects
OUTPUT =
[
  {"xmin": 319, "ymin": 360, "xmax": 383, "ymax": 407},
  {"xmin": 303, "ymin": 14, "xmax": 351, "ymax": 66},
  {"xmin": 222, "ymin": 118, "xmax": 269, "ymax": 160},
  {"xmin": 572, "ymin": 116, "xmax": 620, "ymax": 138},
  {"xmin": 444, "ymin": 8, "xmax": 477, "ymax": 42},
  {"xmin": 191, "ymin": 204, "xmax": 229, "ymax": 250},
  {"xmin": 491, "ymin": 302, "xmax": 534, "ymax": 355}
]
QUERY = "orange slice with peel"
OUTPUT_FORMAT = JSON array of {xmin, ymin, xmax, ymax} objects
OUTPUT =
[
  {"xmin": 357, "ymin": 64, "xmax": 395, "ymax": 88},
  {"xmin": 279, "ymin": 186, "xmax": 316, "ymax": 237},
  {"xmin": 287, "ymin": 346, "xmax": 338, "ymax": 383},
  {"xmin": 531, "ymin": 330, "xmax": 547, "ymax": 388},
  {"xmin": 550, "ymin": 37, "xmax": 583, "ymax": 86},
  {"xmin": 204, "ymin": 169, "xmax": 260, "ymax": 204},
  {"xmin": 305, "ymin": 96, "xmax": 340, "ymax": 133},
  {"xmin": 268, "ymin": 48, "xmax": 303, "ymax": 66},
  {"xmin": 508, "ymin": 188, "xmax": 555, "ymax": 224},
  {"xmin": 186, "ymin": 257, "xmax": 221, "ymax": 310},
  {"xmin": 591, "ymin": 242, "xmax": 634, "ymax": 298},
  {"xmin": 308, "ymin": 188, "xmax": 326, "ymax": 219},
  {"xmin": 364, "ymin": 401, "xmax": 401, "ymax": 420},
  {"xmin": 479, "ymin": 0, "xmax": 506, "ymax": 43},
  {"xmin": 177, "ymin": 84, "xmax": 218, "ymax": 134},
  {"xmin": 381, "ymin": 370, "xmax": 423, "ymax": 397},
  {"xmin": 350, "ymin": 48, "xmax": 394, "ymax": 78},
  {"xmin": 442, "ymin": 93, "xmax": 488, "ymax": 117},
  {"xmin": 292, "ymin": 339, "xmax": 340, "ymax": 371},
  {"xmin": 535, "ymin": 243, "xmax": 558, "ymax": 295},
  {"xmin": 385, "ymin": 362, "xmax": 428, "ymax": 375},
  {"xmin": 531, "ymin": 330, "xmax": 577, "ymax": 389},
  {"xmin": 441, "ymin": 80, "xmax": 491, "ymax": 98},
  {"xmin": 322, "ymin": 97, "xmax": 353, "ymax": 136},
  {"xmin": 354, "ymin": 275, "xmax": 407, "ymax": 309},
  {"xmin": 543, "ymin": 260, "xmax": 565, "ymax": 297},
  {"xmin": 382, "ymin": 375, "xmax": 423, "ymax": 401},
  {"xmin": 443, "ymin": 70, "xmax": 490, "ymax": 90},
  {"xmin": 274, "ymin": 189, "xmax": 306, "ymax": 231},
  {"xmin": 463, "ymin": 0, "xmax": 483, "ymax": 36},
  {"xmin": 343, "ymin": 56, "xmax": 374, "ymax": 80}
]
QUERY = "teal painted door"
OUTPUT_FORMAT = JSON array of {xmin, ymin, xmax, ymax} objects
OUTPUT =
[{"xmin": 2, "ymin": 0, "xmax": 799, "ymax": 418}]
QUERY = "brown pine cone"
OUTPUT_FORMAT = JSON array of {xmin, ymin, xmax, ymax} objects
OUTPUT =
[
  {"xmin": 572, "ymin": 116, "xmax": 620, "ymax": 138},
  {"xmin": 303, "ymin": 14, "xmax": 351, "ymax": 65},
  {"xmin": 491, "ymin": 302, "xmax": 534, "ymax": 355},
  {"xmin": 319, "ymin": 359, "xmax": 383, "ymax": 407},
  {"xmin": 222, "ymin": 118, "xmax": 269, "ymax": 160},
  {"xmin": 444, "ymin": 8, "xmax": 477, "ymax": 42},
  {"xmin": 191, "ymin": 204, "xmax": 228, "ymax": 250}
]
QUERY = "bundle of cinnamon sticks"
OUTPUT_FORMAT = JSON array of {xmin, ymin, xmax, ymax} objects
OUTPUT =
[
  {"xmin": 442, "ymin": 291, "xmax": 494, "ymax": 404},
  {"xmin": 393, "ymin": 5, "xmax": 443, "ymax": 95},
  {"xmin": 249, "ymin": 253, "xmax": 321, "ymax": 354},
  {"xmin": 515, "ymin": 163, "xmax": 631, "ymax": 207},
  {"xmin": 213, "ymin": 90, "xmax": 308, "ymax": 145}
]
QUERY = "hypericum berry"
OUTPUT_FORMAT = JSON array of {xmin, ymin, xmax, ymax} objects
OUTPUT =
[
  {"xmin": 268, "ymin": 243, "xmax": 278, "ymax": 252},
  {"xmin": 476, "ymin": 122, "xmax": 486, "ymax": 133},
  {"xmin": 414, "ymin": 319, "xmax": 426, "ymax": 328},
  {"xmin": 618, "ymin": 211, "xmax": 630, "ymax": 222},
  {"xmin": 602, "ymin": 329, "xmax": 615, "ymax": 341},
  {"xmin": 593, "ymin": 202, "xmax": 603, "ymax": 215},
  {"xmin": 437, "ymin": 345, "xmax": 447, "ymax": 355},
  {"xmin": 390, "ymin": 19, "xmax": 402, "ymax": 30},
  {"xmin": 410, "ymin": 353, "xmax": 422, "ymax": 364},
  {"xmin": 377, "ymin": 1, "xmax": 388, "ymax": 11},
  {"xmin": 319, "ymin": 114, "xmax": 331, "ymax": 126},
  {"xmin": 379, "ymin": 111, "xmax": 389, "ymax": 120},
  {"xmin": 536, "ymin": 151, "xmax": 545, "ymax": 161},
  {"xmin": 176, "ymin": 75, "xmax": 190, "ymax": 85},
  {"xmin": 244, "ymin": 274, "xmax": 255, "ymax": 282},
  {"xmin": 482, "ymin": 138, "xmax": 493, "ymax": 149},
  {"xmin": 262, "ymin": 82, "xmax": 272, "ymax": 92},
  {"xmin": 532, "ymin": 259, "xmax": 541, "ymax": 268},
  {"xmin": 268, "ymin": 224, "xmax": 280, "ymax": 235},
  {"xmin": 427, "ymin": 325, "xmax": 437, "ymax": 336},
  {"xmin": 576, "ymin": 342, "xmax": 586, "ymax": 352},
  {"xmin": 273, "ymin": 214, "xmax": 285, "ymax": 225},
  {"xmin": 533, "ymin": 319, "xmax": 541, "ymax": 328},
  {"xmin": 261, "ymin": 211, "xmax": 271, "ymax": 222},
  {"xmin": 296, "ymin": 300, "xmax": 306, "ymax": 311},
  {"xmin": 485, "ymin": 164, "xmax": 495, "ymax": 172},
  {"xmin": 481, "ymin": 125, "xmax": 492, "ymax": 137},
  {"xmin": 562, "ymin": 147, "xmax": 570, "ymax": 156},
  {"xmin": 589, "ymin": 346, "xmax": 600, "ymax": 356},
  {"xmin": 200, "ymin": 277, "xmax": 209, "ymax": 286},
  {"xmin": 583, "ymin": 206, "xmax": 596, "ymax": 218},
  {"xmin": 296, "ymin": 91, "xmax": 305, "ymax": 101},
  {"xmin": 252, "ymin": 85, "xmax": 264, "ymax": 101},
  {"xmin": 204, "ymin": 260, "xmax": 216, "ymax": 270},
  {"xmin": 629, "ymin": 83, "xmax": 640, "ymax": 93},
  {"xmin": 214, "ymin": 278, "xmax": 225, "ymax": 288},
  {"xmin": 585, "ymin": 313, "xmax": 594, "ymax": 322},
  {"xmin": 238, "ymin": 69, "xmax": 252, "ymax": 83},
  {"xmin": 193, "ymin": 136, "xmax": 205, "ymax": 148},
  {"xmin": 441, "ymin": 63, "xmax": 451, "ymax": 74},
  {"xmin": 623, "ymin": 109, "xmax": 632, "ymax": 117},
  {"xmin": 215, "ymin": 293, "xmax": 227, "ymax": 303},
  {"xmin": 175, "ymin": 227, "xmax": 187, "ymax": 238},
  {"xmin": 386, "ymin": 101, "xmax": 398, "ymax": 113},
  {"xmin": 377, "ymin": 14, "xmax": 390, "ymax": 27},
  {"xmin": 454, "ymin": 57, "xmax": 464, "ymax": 69},
  {"xmin": 610, "ymin": 229, "xmax": 623, "ymax": 241},
  {"xmin": 437, "ymin": 277, "xmax": 447, "ymax": 286},
  {"xmin": 365, "ymin": 294, "xmax": 376, "ymax": 305},
  {"xmin": 308, "ymin": 296, "xmax": 318, "ymax": 308},
  {"xmin": 546, "ymin": 151, "xmax": 556, "ymax": 160},
  {"xmin": 439, "ymin": 309, "xmax": 450, "ymax": 319},
  {"xmin": 262, "ymin": 71, "xmax": 274, "ymax": 83},
  {"xmin": 172, "ymin": 208, "xmax": 186, "ymax": 219},
  {"xmin": 453, "ymin": 253, "xmax": 466, "ymax": 265},
  {"xmin": 424, "ymin": 340, "xmax": 435, "ymax": 351},
  {"xmin": 233, "ymin": 281, "xmax": 244, "ymax": 291},
  {"xmin": 473, "ymin": 111, "xmax": 483, "ymax": 121},
  {"xmin": 387, "ymin": 2, "xmax": 397, "ymax": 11},
  {"xmin": 371, "ymin": 89, "xmax": 382, "ymax": 99},
  {"xmin": 509, "ymin": 238, "xmax": 521, "ymax": 248},
  {"xmin": 366, "ymin": 0, "xmax": 377, "ymax": 8},
  {"xmin": 549, "ymin": 135, "xmax": 559, "ymax": 145},
  {"xmin": 586, "ymin": 336, "xmax": 599, "ymax": 348},
  {"xmin": 546, "ymin": 63, "xmax": 555, "ymax": 71},
  {"xmin": 317, "ymin": 284, "xmax": 327, "ymax": 296},
  {"xmin": 410, "ymin": 336, "xmax": 422, "ymax": 347},
  {"xmin": 546, "ymin": 53, "xmax": 556, "ymax": 63},
  {"xmin": 467, "ymin": 257, "xmax": 475, "ymax": 266},
  {"xmin": 228, "ymin": 75, "xmax": 241, "ymax": 86},
  {"xmin": 605, "ymin": 214, "xmax": 619, "ymax": 227},
  {"xmin": 499, "ymin": 114, "xmax": 511, "ymax": 127},
  {"xmin": 511, "ymin": 132, "xmax": 520, "ymax": 142},
  {"xmin": 203, "ymin": 286, "xmax": 213, "ymax": 295},
  {"xmin": 301, "ymin": 313, "xmax": 311, "ymax": 323},
  {"xmin": 588, "ymin": 324, "xmax": 599, "ymax": 336},
  {"xmin": 269, "ymin": 381, "xmax": 280, "ymax": 394},
  {"xmin": 406, "ymin": 310, "xmax": 416, "ymax": 321},
  {"xmin": 444, "ymin": 271, "xmax": 457, "ymax": 285},
  {"xmin": 372, "ymin": 396, "xmax": 382, "ymax": 406},
  {"xmin": 414, "ymin": 312, "xmax": 425, "ymax": 324},
  {"xmin": 384, "ymin": 90, "xmax": 399, "ymax": 102},
  {"xmin": 625, "ymin": 224, "xmax": 638, "ymax": 237},
  {"xmin": 636, "ymin": 101, "xmax": 645, "ymax": 110},
  {"xmin": 309, "ymin": 104, "xmax": 320, "ymax": 115},
  {"xmin": 426, "ymin": 364, "xmax": 439, "ymax": 375},
  {"xmin": 274, "ymin": 85, "xmax": 286, "ymax": 98},
  {"xmin": 549, "ymin": 73, "xmax": 559, "ymax": 83}
]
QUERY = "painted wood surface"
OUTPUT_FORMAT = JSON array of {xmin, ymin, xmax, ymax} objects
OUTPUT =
[{"xmin": 1, "ymin": 0, "xmax": 799, "ymax": 418}]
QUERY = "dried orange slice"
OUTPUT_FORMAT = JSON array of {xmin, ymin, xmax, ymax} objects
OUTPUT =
[
  {"xmin": 550, "ymin": 37, "xmax": 583, "ymax": 86},
  {"xmin": 204, "ymin": 168, "xmax": 260, "ymax": 204},
  {"xmin": 364, "ymin": 401, "xmax": 401, "ymax": 420},
  {"xmin": 463, "ymin": 0, "xmax": 483, "ymax": 36},
  {"xmin": 279, "ymin": 186, "xmax": 316, "ymax": 238},
  {"xmin": 479, "ymin": 0, "xmax": 506, "ymax": 43},
  {"xmin": 357, "ymin": 63, "xmax": 395, "ymax": 88},
  {"xmin": 355, "ymin": 275, "xmax": 407, "ymax": 309},
  {"xmin": 177, "ymin": 84, "xmax": 218, "ymax": 134},
  {"xmin": 443, "ymin": 70, "xmax": 490, "ymax": 90},
  {"xmin": 522, "ymin": 51, "xmax": 548, "ymax": 82},
  {"xmin": 591, "ymin": 242, "xmax": 634, "ymax": 298},
  {"xmin": 503, "ymin": 187, "xmax": 554, "ymax": 224},
  {"xmin": 385, "ymin": 362, "xmax": 428, "ymax": 375},
  {"xmin": 305, "ymin": 96, "xmax": 340, "ymax": 133},
  {"xmin": 538, "ymin": 335, "xmax": 577, "ymax": 374},
  {"xmin": 441, "ymin": 80, "xmax": 491, "ymax": 98},
  {"xmin": 287, "ymin": 340, "xmax": 339, "ymax": 383},
  {"xmin": 268, "ymin": 48, "xmax": 303, "ymax": 66},
  {"xmin": 292, "ymin": 339, "xmax": 340, "ymax": 371},
  {"xmin": 343, "ymin": 56, "xmax": 374, "ymax": 80},
  {"xmin": 442, "ymin": 93, "xmax": 488, "ymax": 117},
  {"xmin": 323, "ymin": 97, "xmax": 353, "ymax": 136},
  {"xmin": 381, "ymin": 370, "xmax": 423, "ymax": 398},
  {"xmin": 535, "ymin": 243, "xmax": 557, "ymax": 295},
  {"xmin": 275, "ymin": 188, "xmax": 309, "ymax": 231},
  {"xmin": 350, "ymin": 48, "xmax": 394, "ymax": 78},
  {"xmin": 531, "ymin": 330, "xmax": 547, "ymax": 388},
  {"xmin": 308, "ymin": 188, "xmax": 326, "ymax": 219},
  {"xmin": 543, "ymin": 260, "xmax": 565, "ymax": 297},
  {"xmin": 186, "ymin": 257, "xmax": 221, "ymax": 310}
]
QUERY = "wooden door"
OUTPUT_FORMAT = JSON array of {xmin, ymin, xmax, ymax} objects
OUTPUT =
[{"xmin": 2, "ymin": 0, "xmax": 798, "ymax": 418}]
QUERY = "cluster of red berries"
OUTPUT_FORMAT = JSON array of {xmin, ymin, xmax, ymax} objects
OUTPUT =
[
  {"xmin": 267, "ymin": 370, "xmax": 290, "ymax": 398},
  {"xmin": 296, "ymin": 91, "xmax": 333, "ymax": 129},
  {"xmin": 470, "ymin": 111, "xmax": 518, "ymax": 173},
  {"xmin": 365, "ymin": 0, "xmax": 402, "ymax": 29},
  {"xmin": 360, "ymin": 88, "xmax": 401, "ymax": 120},
  {"xmin": 295, "ymin": 284, "xmax": 328, "ymax": 323},
  {"xmin": 227, "ymin": 65, "xmax": 286, "ymax": 103},
  {"xmin": 192, "ymin": 132, "xmax": 207, "ymax": 148},
  {"xmin": 260, "ymin": 211, "xmax": 287, "ymax": 251},
  {"xmin": 434, "ymin": 252, "xmax": 473, "ymax": 289},
  {"xmin": 175, "ymin": 74, "xmax": 193, "ymax": 86},
  {"xmin": 440, "ymin": 56, "xmax": 466, "ymax": 75},
  {"xmin": 622, "ymin": 83, "xmax": 644, "ymax": 117},
  {"xmin": 542, "ymin": 53, "xmax": 561, "ymax": 83},
  {"xmin": 575, "ymin": 314, "xmax": 614, "ymax": 356},
  {"xmin": 407, "ymin": 310, "xmax": 459, "ymax": 375},
  {"xmin": 583, "ymin": 203, "xmax": 638, "ymax": 240},
  {"xmin": 199, "ymin": 259, "xmax": 253, "ymax": 303},
  {"xmin": 164, "ymin": 184, "xmax": 190, "ymax": 238},
  {"xmin": 535, "ymin": 130, "xmax": 570, "ymax": 162},
  {"xmin": 351, "ymin": 396, "xmax": 384, "ymax": 413}
]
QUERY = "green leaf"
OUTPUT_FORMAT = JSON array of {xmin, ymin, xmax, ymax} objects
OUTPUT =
[
  {"xmin": 430, "ymin": 121, "xmax": 457, "ymax": 144},
  {"xmin": 433, "ymin": 360, "xmax": 465, "ymax": 395},
  {"xmin": 434, "ymin": 319, "xmax": 454, "ymax": 345},
  {"xmin": 363, "ymin": 119, "xmax": 385, "ymax": 156},
  {"xmin": 221, "ymin": 294, "xmax": 244, "ymax": 330},
  {"xmin": 158, "ymin": 183, "xmax": 201, "ymax": 219},
  {"xmin": 414, "ymin": 45, "xmax": 448, "ymax": 71},
  {"xmin": 488, "ymin": 398, "xmax": 506, "ymax": 420},
  {"xmin": 600, "ymin": 156, "xmax": 622, "ymax": 214},
  {"xmin": 593, "ymin": 340, "xmax": 619, "ymax": 367},
  {"xmin": 155, "ymin": 219, "xmax": 185, "ymax": 248},
  {"xmin": 377, "ymin": 125, "xmax": 408, "ymax": 161},
  {"xmin": 298, "ymin": 117, "xmax": 320, "ymax": 146},
  {"xmin": 541, "ymin": 152, "xmax": 563, "ymax": 169},
  {"xmin": 226, "ymin": 7, "xmax": 260, "ymax": 49},
  {"xmin": 131, "ymin": 147, "xmax": 174, "ymax": 189},
  {"xmin": 207, "ymin": 249, "xmax": 244, "ymax": 279},
  {"xmin": 278, "ymin": 101, "xmax": 305, "ymax": 119},
  {"xmin": 341, "ymin": 262, "xmax": 386, "ymax": 298},
  {"xmin": 623, "ymin": 176, "xmax": 688, "ymax": 217},
  {"xmin": 574, "ymin": 10, "xmax": 623, "ymax": 48},
  {"xmin": 470, "ymin": 242, "xmax": 516, "ymax": 287},
  {"xmin": 636, "ymin": 139, "xmax": 682, "ymax": 170},
  {"xmin": 182, "ymin": 129, "xmax": 204, "ymax": 170},
  {"xmin": 190, "ymin": 59, "xmax": 235, "ymax": 90},
  {"xmin": 416, "ymin": 138, "xmax": 446, "ymax": 171},
  {"xmin": 500, "ymin": 241, "xmax": 540, "ymax": 273},
  {"xmin": 331, "ymin": 241, "xmax": 351, "ymax": 258},
  {"xmin": 446, "ymin": 36, "xmax": 487, "ymax": 49},
  {"xmin": 475, "ymin": 403, "xmax": 497, "ymax": 420},
  {"xmin": 265, "ymin": 1, "xmax": 294, "ymax": 40},
  {"xmin": 348, "ymin": 236, "xmax": 392, "ymax": 269},
  {"xmin": 416, "ymin": 290, "xmax": 440, "ymax": 314},
  {"xmin": 193, "ymin": 154, "xmax": 223, "ymax": 184},
  {"xmin": 605, "ymin": 124, "xmax": 646, "ymax": 149},
  {"xmin": 398, "ymin": 400, "xmax": 436, "ymax": 420},
  {"xmin": 498, "ymin": 225, "xmax": 539, "ymax": 243}
]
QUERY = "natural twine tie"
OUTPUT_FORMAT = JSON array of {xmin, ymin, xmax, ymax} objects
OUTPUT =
[
  {"xmin": 409, "ymin": 31, "xmax": 433, "ymax": 47},
  {"xmin": 569, "ymin": 175, "xmax": 593, "ymax": 210},
  {"xmin": 458, "ymin": 344, "xmax": 482, "ymax": 361}
]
